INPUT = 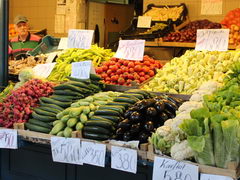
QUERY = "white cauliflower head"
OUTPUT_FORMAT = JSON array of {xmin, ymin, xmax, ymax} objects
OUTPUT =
[{"xmin": 170, "ymin": 140, "xmax": 194, "ymax": 161}]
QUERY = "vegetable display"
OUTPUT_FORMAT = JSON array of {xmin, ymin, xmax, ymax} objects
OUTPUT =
[
  {"xmin": 229, "ymin": 24, "xmax": 240, "ymax": 46},
  {"xmin": 140, "ymin": 23, "xmax": 167, "ymax": 35},
  {"xmin": 47, "ymin": 45, "xmax": 114, "ymax": 82},
  {"xmin": 96, "ymin": 56, "xmax": 162, "ymax": 86},
  {"xmin": 142, "ymin": 50, "xmax": 240, "ymax": 94},
  {"xmin": 221, "ymin": 8, "xmax": 240, "ymax": 28},
  {"xmin": 0, "ymin": 83, "xmax": 14, "ymax": 103}
]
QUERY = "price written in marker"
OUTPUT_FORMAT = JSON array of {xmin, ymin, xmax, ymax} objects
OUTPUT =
[
  {"xmin": 0, "ymin": 129, "xmax": 18, "ymax": 149},
  {"xmin": 33, "ymin": 63, "xmax": 56, "ymax": 78},
  {"xmin": 81, "ymin": 141, "xmax": 106, "ymax": 167},
  {"xmin": 51, "ymin": 137, "xmax": 82, "ymax": 165},
  {"xmin": 195, "ymin": 29, "xmax": 229, "ymax": 51},
  {"xmin": 68, "ymin": 29, "xmax": 94, "ymax": 49},
  {"xmin": 200, "ymin": 173, "xmax": 233, "ymax": 180},
  {"xmin": 71, "ymin": 61, "xmax": 93, "ymax": 79},
  {"xmin": 111, "ymin": 146, "xmax": 137, "ymax": 174},
  {"xmin": 115, "ymin": 40, "xmax": 145, "ymax": 61},
  {"xmin": 152, "ymin": 156, "xmax": 199, "ymax": 180}
]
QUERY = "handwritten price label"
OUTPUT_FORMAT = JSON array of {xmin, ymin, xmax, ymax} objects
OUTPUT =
[
  {"xmin": 51, "ymin": 137, "xmax": 82, "ymax": 165},
  {"xmin": 115, "ymin": 40, "xmax": 145, "ymax": 61},
  {"xmin": 81, "ymin": 141, "xmax": 106, "ymax": 167},
  {"xmin": 152, "ymin": 156, "xmax": 199, "ymax": 180},
  {"xmin": 33, "ymin": 63, "xmax": 56, "ymax": 78},
  {"xmin": 0, "ymin": 129, "xmax": 18, "ymax": 149},
  {"xmin": 68, "ymin": 29, "xmax": 94, "ymax": 49},
  {"xmin": 111, "ymin": 146, "xmax": 137, "ymax": 174},
  {"xmin": 195, "ymin": 29, "xmax": 229, "ymax": 51},
  {"xmin": 200, "ymin": 173, "xmax": 233, "ymax": 180},
  {"xmin": 71, "ymin": 61, "xmax": 93, "ymax": 79},
  {"xmin": 137, "ymin": 16, "xmax": 152, "ymax": 28}
]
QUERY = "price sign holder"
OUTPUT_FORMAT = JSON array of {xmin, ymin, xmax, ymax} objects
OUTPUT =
[
  {"xmin": 137, "ymin": 16, "xmax": 152, "ymax": 28},
  {"xmin": 115, "ymin": 40, "xmax": 145, "ymax": 61},
  {"xmin": 68, "ymin": 29, "xmax": 94, "ymax": 49},
  {"xmin": 51, "ymin": 137, "xmax": 82, "ymax": 165},
  {"xmin": 152, "ymin": 156, "xmax": 199, "ymax": 180},
  {"xmin": 195, "ymin": 29, "xmax": 229, "ymax": 51},
  {"xmin": 111, "ymin": 146, "xmax": 137, "ymax": 174},
  {"xmin": 0, "ymin": 129, "xmax": 18, "ymax": 149},
  {"xmin": 71, "ymin": 60, "xmax": 93, "ymax": 79}
]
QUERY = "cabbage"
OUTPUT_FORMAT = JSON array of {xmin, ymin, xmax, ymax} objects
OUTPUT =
[{"xmin": 18, "ymin": 67, "xmax": 35, "ymax": 82}]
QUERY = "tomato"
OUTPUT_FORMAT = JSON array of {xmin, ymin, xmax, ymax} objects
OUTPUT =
[
  {"xmin": 129, "ymin": 68, "xmax": 134, "ymax": 73},
  {"xmin": 150, "ymin": 65, "xmax": 155, "ymax": 70},
  {"xmin": 107, "ymin": 69, "xmax": 112, "ymax": 75},
  {"xmin": 111, "ymin": 65, "xmax": 118, "ymax": 72},
  {"xmin": 128, "ymin": 62, "xmax": 135, "ymax": 68},
  {"xmin": 139, "ymin": 77, "xmax": 146, "ymax": 82},
  {"xmin": 127, "ymin": 74, "xmax": 134, "ymax": 80},
  {"xmin": 122, "ymin": 72, "xmax": 129, "ymax": 79},
  {"xmin": 142, "ymin": 66, "xmax": 150, "ymax": 73},
  {"xmin": 116, "ymin": 69, "xmax": 122, "ymax": 75},
  {"xmin": 105, "ymin": 81, "xmax": 111, "ymax": 84},
  {"xmin": 149, "ymin": 70, "xmax": 155, "ymax": 77},
  {"xmin": 95, "ymin": 67, "xmax": 103, "ymax": 74},
  {"xmin": 133, "ymin": 74, "xmax": 140, "ymax": 80},
  {"xmin": 109, "ymin": 61, "xmax": 115, "ymax": 65},
  {"xmin": 102, "ymin": 65, "xmax": 108, "ymax": 71},
  {"xmin": 111, "ymin": 57, "xmax": 118, "ymax": 62},
  {"xmin": 118, "ymin": 77, "xmax": 125, "ymax": 85},
  {"xmin": 101, "ymin": 73, "xmax": 108, "ymax": 79},
  {"xmin": 126, "ymin": 79, "xmax": 132, "ymax": 84},
  {"xmin": 134, "ymin": 61, "xmax": 141, "ymax": 65},
  {"xmin": 111, "ymin": 76, "xmax": 118, "ymax": 81},
  {"xmin": 139, "ymin": 72, "xmax": 145, "ymax": 76},
  {"xmin": 134, "ymin": 65, "xmax": 141, "ymax": 72},
  {"xmin": 123, "ymin": 60, "xmax": 129, "ymax": 66},
  {"xmin": 143, "ymin": 60, "xmax": 151, "ymax": 66},
  {"xmin": 134, "ymin": 80, "xmax": 140, "ymax": 84},
  {"xmin": 122, "ymin": 66, "xmax": 129, "ymax": 72},
  {"xmin": 144, "ymin": 74, "xmax": 150, "ymax": 80},
  {"xmin": 118, "ymin": 59, "xmax": 124, "ymax": 64},
  {"xmin": 106, "ymin": 77, "xmax": 111, "ymax": 81},
  {"xmin": 116, "ymin": 62, "xmax": 121, "ymax": 68},
  {"xmin": 110, "ymin": 73, "xmax": 115, "ymax": 77}
]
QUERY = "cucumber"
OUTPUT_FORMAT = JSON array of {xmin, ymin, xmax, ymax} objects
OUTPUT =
[
  {"xmin": 32, "ymin": 112, "xmax": 56, "ymax": 122},
  {"xmin": 88, "ymin": 111, "xmax": 95, "ymax": 118},
  {"xmin": 25, "ymin": 123, "xmax": 51, "ymax": 133},
  {"xmin": 34, "ymin": 108, "xmax": 56, "ymax": 117},
  {"xmin": 53, "ymin": 89, "xmax": 84, "ymax": 97},
  {"xmin": 84, "ymin": 126, "xmax": 111, "ymax": 135},
  {"xmin": 106, "ymin": 102, "xmax": 131, "ymax": 108},
  {"xmin": 69, "ymin": 107, "xmax": 84, "ymax": 117},
  {"xmin": 40, "ymin": 97, "xmax": 72, "ymax": 108},
  {"xmin": 94, "ymin": 109, "xmax": 121, "ymax": 116},
  {"xmin": 82, "ymin": 131, "xmax": 109, "ymax": 141},
  {"xmin": 63, "ymin": 127, "xmax": 72, "ymax": 137},
  {"xmin": 40, "ymin": 104, "xmax": 64, "ymax": 111},
  {"xmin": 113, "ymin": 97, "xmax": 139, "ymax": 104},
  {"xmin": 50, "ymin": 95, "xmax": 74, "ymax": 102},
  {"xmin": 98, "ymin": 106, "xmax": 124, "ymax": 114},
  {"xmin": 90, "ymin": 74, "xmax": 102, "ymax": 81},
  {"xmin": 88, "ymin": 83, "xmax": 101, "ymax": 91},
  {"xmin": 67, "ymin": 76, "xmax": 91, "ymax": 83},
  {"xmin": 82, "ymin": 106, "xmax": 91, "ymax": 114},
  {"xmin": 89, "ymin": 116, "xmax": 117, "ymax": 126},
  {"xmin": 119, "ymin": 93, "xmax": 144, "ymax": 100},
  {"xmin": 61, "ymin": 115, "xmax": 70, "ymax": 123},
  {"xmin": 78, "ymin": 102, "xmax": 90, "ymax": 106},
  {"xmin": 80, "ymin": 113, "xmax": 88, "ymax": 124},
  {"xmin": 38, "ymin": 105, "xmax": 62, "ymax": 114},
  {"xmin": 50, "ymin": 121, "xmax": 65, "ymax": 135},
  {"xmin": 85, "ymin": 120, "xmax": 114, "ymax": 130},
  {"xmin": 54, "ymin": 84, "xmax": 91, "ymax": 94},
  {"xmin": 53, "ymin": 120, "xmax": 61, "ymax": 126},
  {"xmin": 57, "ymin": 131, "xmax": 64, "ymax": 137},
  {"xmin": 67, "ymin": 117, "xmax": 78, "ymax": 128},
  {"xmin": 89, "ymin": 103, "xmax": 96, "ymax": 111},
  {"xmin": 76, "ymin": 122, "xmax": 84, "ymax": 131},
  {"xmin": 67, "ymin": 81, "xmax": 91, "ymax": 90},
  {"xmin": 97, "ymin": 115, "xmax": 121, "ymax": 123},
  {"xmin": 126, "ymin": 90, "xmax": 151, "ymax": 98},
  {"xmin": 28, "ymin": 119, "xmax": 53, "ymax": 129}
]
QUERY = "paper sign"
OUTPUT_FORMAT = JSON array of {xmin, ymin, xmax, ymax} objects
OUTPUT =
[
  {"xmin": 111, "ymin": 146, "xmax": 137, "ymax": 174},
  {"xmin": 201, "ymin": 0, "xmax": 222, "ymax": 15},
  {"xmin": 137, "ymin": 16, "xmax": 152, "ymax": 28},
  {"xmin": 51, "ymin": 137, "xmax": 82, "ymax": 165},
  {"xmin": 71, "ymin": 61, "xmax": 94, "ymax": 79},
  {"xmin": 115, "ymin": 40, "xmax": 145, "ymax": 61},
  {"xmin": 68, "ymin": 29, "xmax": 94, "ymax": 49},
  {"xmin": 58, "ymin": 37, "xmax": 68, "ymax": 49},
  {"xmin": 46, "ymin": 52, "xmax": 58, "ymax": 63},
  {"xmin": 0, "ymin": 129, "xmax": 18, "ymax": 149},
  {"xmin": 152, "ymin": 156, "xmax": 199, "ymax": 180},
  {"xmin": 109, "ymin": 140, "xmax": 139, "ymax": 149},
  {"xmin": 81, "ymin": 141, "xmax": 106, "ymax": 167},
  {"xmin": 33, "ymin": 63, "xmax": 56, "ymax": 78},
  {"xmin": 201, "ymin": 173, "xmax": 233, "ymax": 180},
  {"xmin": 195, "ymin": 29, "xmax": 229, "ymax": 51}
]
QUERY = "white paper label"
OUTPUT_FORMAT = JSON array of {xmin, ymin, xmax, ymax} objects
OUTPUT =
[
  {"xmin": 115, "ymin": 40, "xmax": 145, "ymax": 61},
  {"xmin": 109, "ymin": 140, "xmax": 139, "ymax": 149},
  {"xmin": 68, "ymin": 29, "xmax": 94, "ymax": 49},
  {"xmin": 195, "ymin": 29, "xmax": 229, "ymax": 51},
  {"xmin": 111, "ymin": 146, "xmax": 137, "ymax": 174},
  {"xmin": 51, "ymin": 137, "xmax": 82, "ymax": 165},
  {"xmin": 33, "ymin": 63, "xmax": 56, "ymax": 78},
  {"xmin": 201, "ymin": 0, "xmax": 223, "ymax": 15},
  {"xmin": 137, "ymin": 16, "xmax": 152, "ymax": 28},
  {"xmin": 71, "ymin": 61, "xmax": 93, "ymax": 79},
  {"xmin": 46, "ymin": 52, "xmax": 58, "ymax": 63},
  {"xmin": 201, "ymin": 173, "xmax": 233, "ymax": 180},
  {"xmin": 152, "ymin": 157, "xmax": 199, "ymax": 180},
  {"xmin": 81, "ymin": 141, "xmax": 106, "ymax": 167},
  {"xmin": 58, "ymin": 37, "xmax": 68, "ymax": 50},
  {"xmin": 0, "ymin": 129, "xmax": 17, "ymax": 149}
]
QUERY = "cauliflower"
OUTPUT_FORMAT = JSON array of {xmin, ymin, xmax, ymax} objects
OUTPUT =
[
  {"xmin": 198, "ymin": 80, "xmax": 221, "ymax": 92},
  {"xmin": 171, "ymin": 113, "xmax": 191, "ymax": 132},
  {"xmin": 170, "ymin": 140, "xmax": 194, "ymax": 161},
  {"xmin": 156, "ymin": 126, "xmax": 171, "ymax": 137},
  {"xmin": 177, "ymin": 101, "xmax": 203, "ymax": 114}
]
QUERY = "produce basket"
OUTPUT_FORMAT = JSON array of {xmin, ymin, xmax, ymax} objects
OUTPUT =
[{"xmin": 27, "ymin": 35, "xmax": 60, "ymax": 56}]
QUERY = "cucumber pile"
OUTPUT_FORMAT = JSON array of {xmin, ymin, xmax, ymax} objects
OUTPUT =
[
  {"xmin": 25, "ymin": 74, "xmax": 104, "ymax": 134},
  {"xmin": 50, "ymin": 91, "xmax": 122, "ymax": 137},
  {"xmin": 82, "ymin": 90, "xmax": 153, "ymax": 141}
]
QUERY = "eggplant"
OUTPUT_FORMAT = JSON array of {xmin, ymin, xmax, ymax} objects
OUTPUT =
[
  {"xmin": 154, "ymin": 101, "xmax": 165, "ymax": 113},
  {"xmin": 139, "ymin": 131, "xmax": 150, "ymax": 143},
  {"xmin": 134, "ymin": 99, "xmax": 156, "ymax": 111},
  {"xmin": 146, "ymin": 107, "xmax": 157, "ymax": 117},
  {"xmin": 123, "ymin": 132, "xmax": 133, "ymax": 141},
  {"xmin": 115, "ymin": 128, "xmax": 125, "ymax": 140},
  {"xmin": 153, "ymin": 96, "xmax": 165, "ymax": 102},
  {"xmin": 160, "ymin": 112, "xmax": 169, "ymax": 121},
  {"xmin": 130, "ymin": 111, "xmax": 143, "ymax": 123},
  {"xmin": 117, "ymin": 119, "xmax": 132, "ymax": 130},
  {"xmin": 164, "ymin": 109, "xmax": 176, "ymax": 119},
  {"xmin": 166, "ymin": 96, "xmax": 183, "ymax": 106},
  {"xmin": 163, "ymin": 99, "xmax": 178, "ymax": 112},
  {"xmin": 144, "ymin": 121, "xmax": 155, "ymax": 132},
  {"xmin": 124, "ymin": 110, "xmax": 134, "ymax": 118},
  {"xmin": 130, "ymin": 123, "xmax": 142, "ymax": 134}
]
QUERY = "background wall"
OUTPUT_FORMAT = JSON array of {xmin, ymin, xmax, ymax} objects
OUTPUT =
[
  {"xmin": 9, "ymin": 0, "xmax": 57, "ymax": 35},
  {"xmin": 143, "ymin": 0, "xmax": 240, "ymax": 23}
]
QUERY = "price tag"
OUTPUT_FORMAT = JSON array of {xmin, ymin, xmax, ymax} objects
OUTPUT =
[
  {"xmin": 33, "ymin": 63, "xmax": 56, "ymax": 78},
  {"xmin": 71, "ymin": 60, "xmax": 94, "ymax": 79},
  {"xmin": 0, "ymin": 129, "xmax": 17, "ymax": 149},
  {"xmin": 51, "ymin": 137, "xmax": 82, "ymax": 165},
  {"xmin": 201, "ymin": 173, "xmax": 233, "ymax": 180},
  {"xmin": 68, "ymin": 29, "xmax": 94, "ymax": 49},
  {"xmin": 152, "ymin": 156, "xmax": 199, "ymax": 180},
  {"xmin": 115, "ymin": 40, "xmax": 145, "ymax": 61},
  {"xmin": 111, "ymin": 146, "xmax": 137, "ymax": 174},
  {"xmin": 81, "ymin": 141, "xmax": 106, "ymax": 167},
  {"xmin": 195, "ymin": 29, "xmax": 229, "ymax": 51},
  {"xmin": 46, "ymin": 52, "xmax": 58, "ymax": 63},
  {"xmin": 137, "ymin": 16, "xmax": 152, "ymax": 28},
  {"xmin": 58, "ymin": 37, "xmax": 68, "ymax": 49}
]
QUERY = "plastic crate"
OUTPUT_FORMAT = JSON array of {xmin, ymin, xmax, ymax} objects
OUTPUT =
[
  {"xmin": 27, "ymin": 35, "xmax": 60, "ymax": 56},
  {"xmin": 107, "ymin": 0, "xmax": 129, "ymax": 4}
]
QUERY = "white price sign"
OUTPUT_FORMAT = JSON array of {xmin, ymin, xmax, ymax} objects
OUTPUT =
[
  {"xmin": 152, "ymin": 157, "xmax": 199, "ymax": 180},
  {"xmin": 68, "ymin": 29, "xmax": 94, "ymax": 49},
  {"xmin": 51, "ymin": 137, "xmax": 82, "ymax": 165},
  {"xmin": 0, "ymin": 129, "xmax": 18, "ymax": 149},
  {"xmin": 33, "ymin": 63, "xmax": 56, "ymax": 78},
  {"xmin": 195, "ymin": 29, "xmax": 229, "ymax": 51},
  {"xmin": 115, "ymin": 40, "xmax": 145, "ymax": 61},
  {"xmin": 137, "ymin": 16, "xmax": 152, "ymax": 28},
  {"xmin": 71, "ymin": 61, "xmax": 94, "ymax": 79},
  {"xmin": 81, "ymin": 141, "xmax": 106, "ymax": 167},
  {"xmin": 111, "ymin": 146, "xmax": 137, "ymax": 174},
  {"xmin": 58, "ymin": 37, "xmax": 68, "ymax": 50},
  {"xmin": 201, "ymin": 173, "xmax": 233, "ymax": 180}
]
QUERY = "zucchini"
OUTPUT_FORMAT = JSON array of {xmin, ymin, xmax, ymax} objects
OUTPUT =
[
  {"xmin": 89, "ymin": 116, "xmax": 117, "ymax": 126},
  {"xmin": 84, "ymin": 126, "xmax": 111, "ymax": 135},
  {"xmin": 37, "ymin": 105, "xmax": 62, "ymax": 114},
  {"xmin": 53, "ymin": 89, "xmax": 84, "ymax": 97},
  {"xmin": 57, "ymin": 131, "xmax": 64, "ymax": 137},
  {"xmin": 66, "ymin": 76, "xmax": 91, "ymax": 83},
  {"xmin": 50, "ymin": 95, "xmax": 74, "ymax": 102},
  {"xmin": 106, "ymin": 102, "xmax": 131, "ymax": 108},
  {"xmin": 96, "ymin": 115, "xmax": 121, "ymax": 123},
  {"xmin": 67, "ymin": 81, "xmax": 91, "ymax": 90},
  {"xmin": 34, "ymin": 108, "xmax": 56, "ymax": 117},
  {"xmin": 32, "ymin": 112, "xmax": 56, "ymax": 122},
  {"xmin": 25, "ymin": 123, "xmax": 51, "ymax": 133},
  {"xmin": 98, "ymin": 106, "xmax": 124, "ymax": 114},
  {"xmin": 82, "ymin": 131, "xmax": 109, "ymax": 141},
  {"xmin": 54, "ymin": 84, "xmax": 91, "ymax": 94},
  {"xmin": 85, "ymin": 120, "xmax": 114, "ymax": 130},
  {"xmin": 119, "ymin": 93, "xmax": 144, "ymax": 100},
  {"xmin": 90, "ymin": 74, "xmax": 102, "ymax": 81},
  {"xmin": 50, "ymin": 121, "xmax": 65, "ymax": 135},
  {"xmin": 67, "ymin": 117, "xmax": 78, "ymax": 128},
  {"xmin": 113, "ymin": 97, "xmax": 139, "ymax": 104},
  {"xmin": 63, "ymin": 127, "xmax": 73, "ymax": 137},
  {"xmin": 126, "ymin": 90, "xmax": 151, "ymax": 98},
  {"xmin": 28, "ymin": 119, "xmax": 53, "ymax": 129},
  {"xmin": 94, "ymin": 109, "xmax": 121, "ymax": 116},
  {"xmin": 40, "ymin": 97, "xmax": 72, "ymax": 108},
  {"xmin": 88, "ymin": 83, "xmax": 101, "ymax": 91}
]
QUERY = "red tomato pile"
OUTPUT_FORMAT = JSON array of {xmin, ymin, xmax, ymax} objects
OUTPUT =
[
  {"xmin": 221, "ymin": 8, "xmax": 240, "ymax": 28},
  {"xmin": 95, "ymin": 55, "xmax": 162, "ymax": 86},
  {"xmin": 0, "ymin": 79, "xmax": 55, "ymax": 128}
]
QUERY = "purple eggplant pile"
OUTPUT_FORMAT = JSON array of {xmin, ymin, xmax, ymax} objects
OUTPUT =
[{"xmin": 114, "ymin": 95, "xmax": 183, "ymax": 143}]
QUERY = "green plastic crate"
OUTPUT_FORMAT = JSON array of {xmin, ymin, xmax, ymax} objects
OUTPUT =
[{"xmin": 27, "ymin": 35, "xmax": 60, "ymax": 56}]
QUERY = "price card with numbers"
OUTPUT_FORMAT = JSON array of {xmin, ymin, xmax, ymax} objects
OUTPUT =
[
  {"xmin": 71, "ymin": 60, "xmax": 93, "ymax": 79},
  {"xmin": 0, "ymin": 129, "xmax": 18, "ymax": 149},
  {"xmin": 201, "ymin": 173, "xmax": 233, "ymax": 180},
  {"xmin": 68, "ymin": 29, "xmax": 94, "ymax": 49},
  {"xmin": 195, "ymin": 29, "xmax": 229, "ymax": 51},
  {"xmin": 152, "ymin": 156, "xmax": 199, "ymax": 180},
  {"xmin": 111, "ymin": 146, "xmax": 137, "ymax": 174}
]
